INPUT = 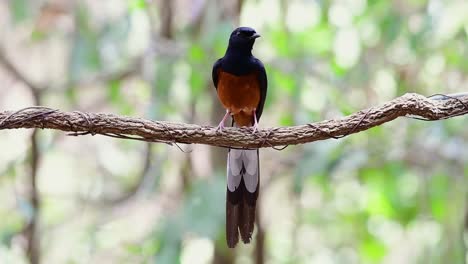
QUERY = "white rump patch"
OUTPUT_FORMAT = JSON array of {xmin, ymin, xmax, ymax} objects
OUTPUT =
[{"xmin": 226, "ymin": 149, "xmax": 259, "ymax": 193}]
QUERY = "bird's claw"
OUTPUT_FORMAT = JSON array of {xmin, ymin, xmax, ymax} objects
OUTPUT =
[
  {"xmin": 215, "ymin": 123, "xmax": 225, "ymax": 132},
  {"xmin": 251, "ymin": 110, "xmax": 259, "ymax": 134},
  {"xmin": 251, "ymin": 124, "xmax": 258, "ymax": 134},
  {"xmin": 215, "ymin": 110, "xmax": 230, "ymax": 133}
]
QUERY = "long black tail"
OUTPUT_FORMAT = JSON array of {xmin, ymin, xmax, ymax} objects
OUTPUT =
[{"xmin": 226, "ymin": 149, "xmax": 259, "ymax": 248}]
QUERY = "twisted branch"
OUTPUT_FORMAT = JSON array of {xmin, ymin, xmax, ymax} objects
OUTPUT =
[{"xmin": 0, "ymin": 93, "xmax": 467, "ymax": 149}]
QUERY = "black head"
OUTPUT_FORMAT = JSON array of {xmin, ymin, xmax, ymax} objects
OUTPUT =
[{"xmin": 227, "ymin": 27, "xmax": 261, "ymax": 55}]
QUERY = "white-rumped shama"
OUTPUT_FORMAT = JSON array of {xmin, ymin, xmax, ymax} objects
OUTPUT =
[{"xmin": 212, "ymin": 27, "xmax": 268, "ymax": 248}]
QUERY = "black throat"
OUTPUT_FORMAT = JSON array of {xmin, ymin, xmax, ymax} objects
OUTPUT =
[{"xmin": 222, "ymin": 44, "xmax": 255, "ymax": 75}]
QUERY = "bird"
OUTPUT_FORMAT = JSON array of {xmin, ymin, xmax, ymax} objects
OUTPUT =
[{"xmin": 212, "ymin": 27, "xmax": 267, "ymax": 248}]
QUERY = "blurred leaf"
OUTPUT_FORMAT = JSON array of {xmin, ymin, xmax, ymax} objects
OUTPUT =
[
  {"xmin": 108, "ymin": 79, "xmax": 122, "ymax": 103},
  {"xmin": 0, "ymin": 210, "xmax": 23, "ymax": 246},
  {"xmin": 307, "ymin": 172, "xmax": 331, "ymax": 195},
  {"xmin": 380, "ymin": 13, "xmax": 402, "ymax": 44},
  {"xmin": 126, "ymin": 244, "xmax": 141, "ymax": 255},
  {"xmin": 189, "ymin": 44, "xmax": 205, "ymax": 62},
  {"xmin": 270, "ymin": 29, "xmax": 290, "ymax": 56},
  {"xmin": 1, "ymin": 161, "xmax": 18, "ymax": 180},
  {"xmin": 367, "ymin": 186, "xmax": 395, "ymax": 217},
  {"xmin": 10, "ymin": 0, "xmax": 29, "ymax": 22},
  {"xmin": 31, "ymin": 29, "xmax": 47, "ymax": 41},
  {"xmin": 65, "ymin": 86, "xmax": 78, "ymax": 104},
  {"xmin": 301, "ymin": 23, "xmax": 333, "ymax": 56},
  {"xmin": 128, "ymin": 0, "xmax": 147, "ymax": 11},
  {"xmin": 272, "ymin": 70, "xmax": 297, "ymax": 94},
  {"xmin": 279, "ymin": 113, "xmax": 294, "ymax": 126},
  {"xmin": 189, "ymin": 71, "xmax": 205, "ymax": 97},
  {"xmin": 360, "ymin": 234, "xmax": 387, "ymax": 263},
  {"xmin": 330, "ymin": 59, "xmax": 347, "ymax": 76},
  {"xmin": 363, "ymin": 163, "xmax": 419, "ymax": 225},
  {"xmin": 188, "ymin": 44, "xmax": 206, "ymax": 97},
  {"xmin": 429, "ymin": 173, "xmax": 449, "ymax": 221},
  {"xmin": 140, "ymin": 239, "xmax": 160, "ymax": 257},
  {"xmin": 443, "ymin": 42, "xmax": 468, "ymax": 72}
]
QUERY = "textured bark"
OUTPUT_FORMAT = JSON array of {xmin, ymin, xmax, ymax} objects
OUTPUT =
[{"xmin": 0, "ymin": 93, "xmax": 467, "ymax": 149}]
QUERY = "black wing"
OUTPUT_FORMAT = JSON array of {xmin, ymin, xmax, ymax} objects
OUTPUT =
[
  {"xmin": 254, "ymin": 58, "xmax": 267, "ymax": 121},
  {"xmin": 212, "ymin": 58, "xmax": 223, "ymax": 89}
]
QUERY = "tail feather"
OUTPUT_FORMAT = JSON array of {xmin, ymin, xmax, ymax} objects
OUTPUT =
[
  {"xmin": 226, "ymin": 194, "xmax": 240, "ymax": 248},
  {"xmin": 226, "ymin": 149, "xmax": 259, "ymax": 248},
  {"xmin": 239, "ymin": 183, "xmax": 257, "ymax": 243}
]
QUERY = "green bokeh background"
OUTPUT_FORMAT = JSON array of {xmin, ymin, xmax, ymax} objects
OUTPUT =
[{"xmin": 0, "ymin": 0, "xmax": 467, "ymax": 263}]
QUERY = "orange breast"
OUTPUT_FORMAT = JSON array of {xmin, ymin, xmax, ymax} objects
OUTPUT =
[{"xmin": 217, "ymin": 70, "xmax": 261, "ymax": 127}]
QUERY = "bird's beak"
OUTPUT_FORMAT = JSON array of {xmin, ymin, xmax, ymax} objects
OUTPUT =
[{"xmin": 250, "ymin": 33, "xmax": 261, "ymax": 40}]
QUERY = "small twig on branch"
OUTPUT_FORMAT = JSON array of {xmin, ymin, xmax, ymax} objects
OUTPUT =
[{"xmin": 0, "ymin": 92, "xmax": 467, "ymax": 149}]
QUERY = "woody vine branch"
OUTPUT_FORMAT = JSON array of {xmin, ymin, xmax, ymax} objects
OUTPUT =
[{"xmin": 0, "ymin": 92, "xmax": 467, "ymax": 149}]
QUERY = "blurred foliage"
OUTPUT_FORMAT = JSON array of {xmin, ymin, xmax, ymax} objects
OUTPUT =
[{"xmin": 0, "ymin": 0, "xmax": 468, "ymax": 263}]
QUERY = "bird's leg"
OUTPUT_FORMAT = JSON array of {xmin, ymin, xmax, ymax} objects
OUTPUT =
[
  {"xmin": 252, "ymin": 109, "xmax": 259, "ymax": 134},
  {"xmin": 216, "ymin": 109, "xmax": 230, "ymax": 132}
]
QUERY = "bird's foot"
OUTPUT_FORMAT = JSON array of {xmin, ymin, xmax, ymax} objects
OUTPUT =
[
  {"xmin": 214, "ymin": 109, "xmax": 230, "ymax": 132},
  {"xmin": 215, "ymin": 122, "xmax": 225, "ymax": 132},
  {"xmin": 251, "ymin": 109, "xmax": 259, "ymax": 134},
  {"xmin": 251, "ymin": 123, "xmax": 259, "ymax": 134}
]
